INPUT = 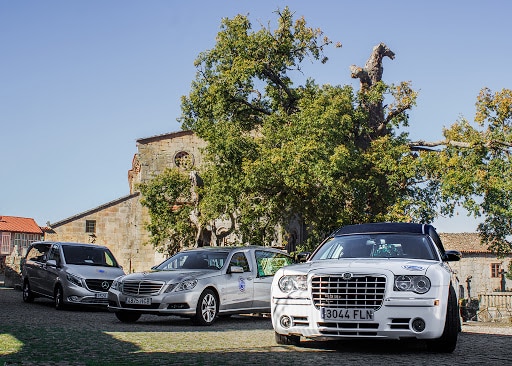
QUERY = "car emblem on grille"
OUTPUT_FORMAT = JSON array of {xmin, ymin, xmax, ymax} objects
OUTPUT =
[
  {"xmin": 341, "ymin": 272, "xmax": 352, "ymax": 280},
  {"xmin": 101, "ymin": 281, "xmax": 110, "ymax": 290}
]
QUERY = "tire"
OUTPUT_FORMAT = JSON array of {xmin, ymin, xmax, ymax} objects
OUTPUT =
[
  {"xmin": 427, "ymin": 284, "xmax": 459, "ymax": 353},
  {"xmin": 22, "ymin": 280, "xmax": 34, "ymax": 303},
  {"xmin": 192, "ymin": 289, "xmax": 218, "ymax": 326},
  {"xmin": 115, "ymin": 311, "xmax": 141, "ymax": 323},
  {"xmin": 275, "ymin": 332, "xmax": 301, "ymax": 346},
  {"xmin": 54, "ymin": 285, "xmax": 66, "ymax": 310}
]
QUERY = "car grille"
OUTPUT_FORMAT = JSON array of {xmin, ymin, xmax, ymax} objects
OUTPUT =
[
  {"xmin": 311, "ymin": 274, "xmax": 386, "ymax": 310},
  {"xmin": 317, "ymin": 322, "xmax": 379, "ymax": 336},
  {"xmin": 85, "ymin": 279, "xmax": 113, "ymax": 292},
  {"xmin": 121, "ymin": 280, "xmax": 165, "ymax": 296},
  {"xmin": 80, "ymin": 297, "xmax": 109, "ymax": 305}
]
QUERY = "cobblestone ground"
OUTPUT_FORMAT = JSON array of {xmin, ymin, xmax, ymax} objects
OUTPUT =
[{"xmin": 1, "ymin": 287, "xmax": 511, "ymax": 366}]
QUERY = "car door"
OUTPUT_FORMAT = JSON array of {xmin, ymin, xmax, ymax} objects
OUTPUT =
[
  {"xmin": 23, "ymin": 243, "xmax": 52, "ymax": 294},
  {"xmin": 220, "ymin": 250, "xmax": 254, "ymax": 310},
  {"xmin": 252, "ymin": 250, "xmax": 294, "ymax": 308},
  {"xmin": 39, "ymin": 244, "xmax": 62, "ymax": 297}
]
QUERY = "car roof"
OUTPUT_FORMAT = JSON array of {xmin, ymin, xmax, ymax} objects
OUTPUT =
[
  {"xmin": 333, "ymin": 222, "xmax": 432, "ymax": 235},
  {"xmin": 30, "ymin": 241, "xmax": 109, "ymax": 249},
  {"xmin": 182, "ymin": 245, "xmax": 288, "ymax": 254}
]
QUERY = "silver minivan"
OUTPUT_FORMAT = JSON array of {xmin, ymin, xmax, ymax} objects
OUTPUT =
[{"xmin": 21, "ymin": 241, "xmax": 125, "ymax": 309}]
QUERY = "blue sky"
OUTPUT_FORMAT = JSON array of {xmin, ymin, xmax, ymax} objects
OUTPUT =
[{"xmin": 1, "ymin": 1, "xmax": 511, "ymax": 232}]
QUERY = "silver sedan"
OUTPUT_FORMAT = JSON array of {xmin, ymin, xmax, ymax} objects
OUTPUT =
[{"xmin": 108, "ymin": 245, "xmax": 293, "ymax": 325}]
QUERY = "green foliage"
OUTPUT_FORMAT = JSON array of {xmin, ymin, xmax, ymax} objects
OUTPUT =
[
  {"xmin": 138, "ymin": 168, "xmax": 195, "ymax": 255},
  {"xmin": 179, "ymin": 7, "xmax": 421, "ymax": 248},
  {"xmin": 439, "ymin": 88, "xmax": 512, "ymax": 256}
]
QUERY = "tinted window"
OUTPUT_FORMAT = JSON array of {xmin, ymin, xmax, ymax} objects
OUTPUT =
[
  {"xmin": 25, "ymin": 243, "xmax": 51, "ymax": 262},
  {"xmin": 47, "ymin": 244, "xmax": 62, "ymax": 265},
  {"xmin": 229, "ymin": 252, "xmax": 250, "ymax": 272},
  {"xmin": 156, "ymin": 251, "xmax": 229, "ymax": 270},
  {"xmin": 255, "ymin": 250, "xmax": 293, "ymax": 277}
]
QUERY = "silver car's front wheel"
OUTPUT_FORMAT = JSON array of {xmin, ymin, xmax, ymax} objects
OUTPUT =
[
  {"xmin": 54, "ymin": 285, "xmax": 65, "ymax": 310},
  {"xmin": 22, "ymin": 280, "xmax": 34, "ymax": 303},
  {"xmin": 192, "ymin": 289, "xmax": 218, "ymax": 326}
]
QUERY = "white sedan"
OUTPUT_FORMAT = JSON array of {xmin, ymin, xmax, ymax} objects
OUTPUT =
[{"xmin": 271, "ymin": 222, "xmax": 462, "ymax": 352}]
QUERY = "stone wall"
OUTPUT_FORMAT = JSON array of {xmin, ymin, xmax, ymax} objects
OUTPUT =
[
  {"xmin": 46, "ymin": 194, "xmax": 165, "ymax": 273},
  {"xmin": 130, "ymin": 131, "xmax": 207, "ymax": 192},
  {"xmin": 450, "ymin": 253, "xmax": 511, "ymax": 297}
]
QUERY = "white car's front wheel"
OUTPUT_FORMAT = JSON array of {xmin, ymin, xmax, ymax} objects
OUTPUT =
[
  {"xmin": 427, "ymin": 284, "xmax": 459, "ymax": 353},
  {"xmin": 275, "ymin": 332, "xmax": 300, "ymax": 346}
]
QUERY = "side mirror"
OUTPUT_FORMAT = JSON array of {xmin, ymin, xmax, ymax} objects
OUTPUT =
[
  {"xmin": 46, "ymin": 259, "xmax": 57, "ymax": 267},
  {"xmin": 228, "ymin": 265, "xmax": 244, "ymax": 274},
  {"xmin": 296, "ymin": 252, "xmax": 311, "ymax": 263},
  {"xmin": 443, "ymin": 250, "xmax": 462, "ymax": 262}
]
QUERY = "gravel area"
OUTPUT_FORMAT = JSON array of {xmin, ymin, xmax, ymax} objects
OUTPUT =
[{"xmin": 1, "ymin": 285, "xmax": 512, "ymax": 365}]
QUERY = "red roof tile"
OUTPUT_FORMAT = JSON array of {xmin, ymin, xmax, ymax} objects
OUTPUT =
[{"xmin": 0, "ymin": 216, "xmax": 43, "ymax": 234}]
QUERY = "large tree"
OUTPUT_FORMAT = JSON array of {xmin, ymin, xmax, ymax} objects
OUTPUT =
[
  {"xmin": 142, "ymin": 7, "xmax": 512, "ymax": 256},
  {"xmin": 178, "ymin": 7, "xmax": 424, "ymax": 250}
]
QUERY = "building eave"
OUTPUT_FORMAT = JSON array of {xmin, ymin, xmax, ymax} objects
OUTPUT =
[{"xmin": 49, "ymin": 192, "xmax": 140, "ymax": 228}]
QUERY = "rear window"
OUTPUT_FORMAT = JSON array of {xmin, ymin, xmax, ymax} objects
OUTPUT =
[{"xmin": 255, "ymin": 250, "xmax": 293, "ymax": 277}]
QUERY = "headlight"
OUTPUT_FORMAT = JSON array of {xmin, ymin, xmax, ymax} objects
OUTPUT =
[
  {"xmin": 110, "ymin": 277, "xmax": 123, "ymax": 291},
  {"xmin": 394, "ymin": 275, "xmax": 431, "ymax": 294},
  {"xmin": 174, "ymin": 279, "xmax": 198, "ymax": 292},
  {"xmin": 66, "ymin": 272, "xmax": 84, "ymax": 287},
  {"xmin": 278, "ymin": 275, "xmax": 307, "ymax": 292}
]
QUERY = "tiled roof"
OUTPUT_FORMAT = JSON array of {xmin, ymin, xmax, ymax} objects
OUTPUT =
[
  {"xmin": 49, "ymin": 193, "xmax": 139, "ymax": 228},
  {"xmin": 0, "ymin": 216, "xmax": 43, "ymax": 234},
  {"xmin": 440, "ymin": 232, "xmax": 490, "ymax": 253},
  {"xmin": 136, "ymin": 130, "xmax": 194, "ymax": 145}
]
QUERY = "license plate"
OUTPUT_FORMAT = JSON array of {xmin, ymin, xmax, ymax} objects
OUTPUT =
[
  {"xmin": 320, "ymin": 308, "xmax": 374, "ymax": 321},
  {"xmin": 126, "ymin": 297, "xmax": 152, "ymax": 305},
  {"xmin": 95, "ymin": 292, "xmax": 108, "ymax": 299}
]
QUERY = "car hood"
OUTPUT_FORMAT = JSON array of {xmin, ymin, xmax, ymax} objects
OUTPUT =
[
  {"xmin": 281, "ymin": 258, "xmax": 435, "ymax": 276},
  {"xmin": 119, "ymin": 269, "xmax": 217, "ymax": 283},
  {"xmin": 65, "ymin": 264, "xmax": 125, "ymax": 279}
]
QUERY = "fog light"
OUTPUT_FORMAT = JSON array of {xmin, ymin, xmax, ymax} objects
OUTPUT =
[
  {"xmin": 411, "ymin": 318, "xmax": 426, "ymax": 332},
  {"xmin": 280, "ymin": 315, "xmax": 292, "ymax": 329},
  {"xmin": 69, "ymin": 296, "xmax": 79, "ymax": 302}
]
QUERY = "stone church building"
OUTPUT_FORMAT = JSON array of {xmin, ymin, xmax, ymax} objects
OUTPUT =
[{"xmin": 45, "ymin": 130, "xmax": 208, "ymax": 273}]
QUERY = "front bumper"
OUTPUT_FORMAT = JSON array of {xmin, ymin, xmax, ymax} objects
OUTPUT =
[
  {"xmin": 63, "ymin": 286, "xmax": 109, "ymax": 306},
  {"xmin": 271, "ymin": 296, "xmax": 447, "ymax": 340},
  {"xmin": 107, "ymin": 289, "xmax": 201, "ymax": 316}
]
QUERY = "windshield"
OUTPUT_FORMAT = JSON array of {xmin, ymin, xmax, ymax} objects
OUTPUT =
[
  {"xmin": 311, "ymin": 233, "xmax": 438, "ymax": 261},
  {"xmin": 62, "ymin": 245, "xmax": 119, "ymax": 267},
  {"xmin": 155, "ymin": 250, "xmax": 229, "ymax": 271}
]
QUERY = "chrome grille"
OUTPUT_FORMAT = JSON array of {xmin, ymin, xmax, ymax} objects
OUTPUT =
[
  {"xmin": 121, "ymin": 280, "xmax": 165, "ymax": 296},
  {"xmin": 85, "ymin": 279, "xmax": 113, "ymax": 292},
  {"xmin": 311, "ymin": 275, "xmax": 386, "ymax": 310}
]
